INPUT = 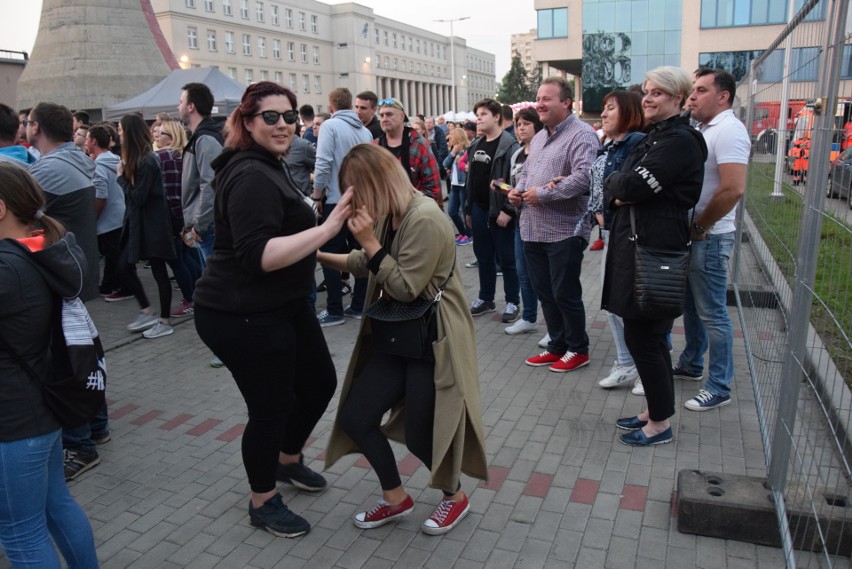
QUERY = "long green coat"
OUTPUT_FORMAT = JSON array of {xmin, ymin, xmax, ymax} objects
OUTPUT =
[{"xmin": 324, "ymin": 194, "xmax": 488, "ymax": 491}]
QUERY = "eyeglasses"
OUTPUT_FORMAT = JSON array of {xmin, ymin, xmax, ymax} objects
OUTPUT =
[
  {"xmin": 22, "ymin": 119, "xmax": 35, "ymax": 127},
  {"xmin": 378, "ymin": 99, "xmax": 396, "ymax": 106},
  {"xmin": 253, "ymin": 110, "xmax": 299, "ymax": 126}
]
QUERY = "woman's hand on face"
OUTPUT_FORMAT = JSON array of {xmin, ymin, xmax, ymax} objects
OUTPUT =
[
  {"xmin": 347, "ymin": 206, "xmax": 376, "ymax": 245},
  {"xmin": 325, "ymin": 187, "xmax": 353, "ymax": 232}
]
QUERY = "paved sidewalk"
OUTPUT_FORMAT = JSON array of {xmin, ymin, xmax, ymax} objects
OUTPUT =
[{"xmin": 2, "ymin": 241, "xmax": 846, "ymax": 568}]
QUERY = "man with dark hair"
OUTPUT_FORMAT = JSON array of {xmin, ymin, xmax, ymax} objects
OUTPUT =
[
  {"xmin": 26, "ymin": 102, "xmax": 100, "ymax": 302},
  {"xmin": 501, "ymin": 104, "xmax": 515, "ymax": 137},
  {"xmin": 508, "ymin": 77, "xmax": 600, "ymax": 373},
  {"xmin": 0, "ymin": 104, "xmax": 36, "ymax": 165},
  {"xmin": 312, "ymin": 87, "xmax": 372, "ymax": 326},
  {"xmin": 462, "ymin": 121, "xmax": 477, "ymax": 142},
  {"xmin": 678, "ymin": 67, "xmax": 750, "ymax": 412},
  {"xmin": 300, "ymin": 103, "xmax": 317, "ymax": 144},
  {"xmin": 463, "ymin": 98, "xmax": 521, "ymax": 322},
  {"xmin": 354, "ymin": 90, "xmax": 382, "ymax": 139},
  {"xmin": 425, "ymin": 116, "xmax": 448, "ymax": 180},
  {"xmin": 72, "ymin": 110, "xmax": 90, "ymax": 130},
  {"xmin": 178, "ymin": 81, "xmax": 222, "ymax": 263},
  {"xmin": 73, "ymin": 124, "xmax": 90, "ymax": 153}
]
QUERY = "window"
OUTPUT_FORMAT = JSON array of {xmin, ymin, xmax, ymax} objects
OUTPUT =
[
  {"xmin": 375, "ymin": 28, "xmax": 380, "ymax": 44},
  {"xmin": 384, "ymin": 31, "xmax": 388, "ymax": 46},
  {"xmin": 240, "ymin": 0, "xmax": 248, "ymax": 19},
  {"xmin": 289, "ymin": 73, "xmax": 297, "ymax": 90},
  {"xmin": 275, "ymin": 70, "xmax": 283, "ymax": 83},
  {"xmin": 408, "ymin": 37, "xmax": 412, "ymax": 51},
  {"xmin": 228, "ymin": 67, "xmax": 237, "ymax": 79},
  {"xmin": 302, "ymin": 74, "xmax": 309, "ymax": 93},
  {"xmin": 317, "ymin": 104, "xmax": 322, "ymax": 113},
  {"xmin": 312, "ymin": 46, "xmax": 320, "ymax": 64},
  {"xmin": 187, "ymin": 27, "xmax": 198, "ymax": 49},
  {"xmin": 245, "ymin": 68, "xmax": 253, "ymax": 84},
  {"xmin": 314, "ymin": 75, "xmax": 321, "ymax": 93},
  {"xmin": 242, "ymin": 33, "xmax": 251, "ymax": 55},
  {"xmin": 285, "ymin": 8, "xmax": 293, "ymax": 27},
  {"xmin": 204, "ymin": 0, "xmax": 214, "ymax": 11},
  {"xmin": 384, "ymin": 56, "xmax": 389, "ymax": 68},
  {"xmin": 260, "ymin": 69, "xmax": 268, "ymax": 80},
  {"xmin": 256, "ymin": 2, "xmax": 264, "ymax": 21},
  {"xmin": 223, "ymin": 0, "xmax": 232, "ymax": 15},
  {"xmin": 185, "ymin": 0, "xmax": 195, "ymax": 7},
  {"xmin": 207, "ymin": 30, "xmax": 216, "ymax": 51},
  {"xmin": 401, "ymin": 35, "xmax": 405, "ymax": 50},
  {"xmin": 416, "ymin": 39, "xmax": 420, "ymax": 53},
  {"xmin": 392, "ymin": 33, "xmax": 397, "ymax": 48},
  {"xmin": 300, "ymin": 43, "xmax": 307, "ymax": 63},
  {"xmin": 258, "ymin": 36, "xmax": 266, "ymax": 57},
  {"xmin": 299, "ymin": 12, "xmax": 306, "ymax": 31},
  {"xmin": 287, "ymin": 41, "xmax": 295, "ymax": 61},
  {"xmin": 537, "ymin": 8, "xmax": 568, "ymax": 39},
  {"xmin": 271, "ymin": 4, "xmax": 279, "ymax": 25},
  {"xmin": 393, "ymin": 57, "xmax": 397, "ymax": 70},
  {"xmin": 225, "ymin": 31, "xmax": 235, "ymax": 53},
  {"xmin": 311, "ymin": 15, "xmax": 318, "ymax": 33},
  {"xmin": 700, "ymin": 0, "xmax": 823, "ymax": 28},
  {"xmin": 273, "ymin": 39, "xmax": 281, "ymax": 59}
]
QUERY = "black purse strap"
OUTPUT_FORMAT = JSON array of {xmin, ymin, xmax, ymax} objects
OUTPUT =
[{"xmin": 629, "ymin": 205, "xmax": 695, "ymax": 245}]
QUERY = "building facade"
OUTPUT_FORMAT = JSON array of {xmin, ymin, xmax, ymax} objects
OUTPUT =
[
  {"xmin": 151, "ymin": 0, "xmax": 495, "ymax": 115},
  {"xmin": 531, "ymin": 0, "xmax": 838, "ymax": 113},
  {"xmin": 511, "ymin": 29, "xmax": 537, "ymax": 77}
]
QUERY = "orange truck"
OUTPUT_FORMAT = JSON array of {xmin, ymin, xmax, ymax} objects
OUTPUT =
[
  {"xmin": 786, "ymin": 99, "xmax": 852, "ymax": 185},
  {"xmin": 751, "ymin": 100, "xmax": 806, "ymax": 153}
]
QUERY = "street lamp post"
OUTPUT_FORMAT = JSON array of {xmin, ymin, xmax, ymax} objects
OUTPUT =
[{"xmin": 435, "ymin": 16, "xmax": 469, "ymax": 116}]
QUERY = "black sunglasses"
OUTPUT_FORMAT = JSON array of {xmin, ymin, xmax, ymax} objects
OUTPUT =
[{"xmin": 253, "ymin": 110, "xmax": 299, "ymax": 126}]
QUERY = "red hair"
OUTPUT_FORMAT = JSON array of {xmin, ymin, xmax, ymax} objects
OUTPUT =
[{"xmin": 224, "ymin": 81, "xmax": 298, "ymax": 151}]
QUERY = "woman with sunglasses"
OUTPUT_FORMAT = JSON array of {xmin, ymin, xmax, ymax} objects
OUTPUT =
[{"xmin": 193, "ymin": 82, "xmax": 353, "ymax": 538}]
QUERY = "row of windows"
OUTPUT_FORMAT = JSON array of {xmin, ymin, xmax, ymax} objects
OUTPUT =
[
  {"xmin": 375, "ymin": 56, "xmax": 448, "ymax": 77},
  {"xmin": 223, "ymin": 66, "xmax": 323, "ymax": 93},
  {"xmin": 584, "ymin": 0, "xmax": 682, "ymax": 35},
  {"xmin": 537, "ymin": 8, "xmax": 568, "ymax": 39},
  {"xmin": 698, "ymin": 45, "xmax": 848, "ymax": 83},
  {"xmin": 700, "ymin": 0, "xmax": 823, "ymax": 29},
  {"xmin": 373, "ymin": 27, "xmax": 445, "ymax": 60},
  {"xmin": 466, "ymin": 57, "xmax": 494, "ymax": 74},
  {"xmin": 187, "ymin": 28, "xmax": 320, "ymax": 63},
  {"xmin": 184, "ymin": 0, "xmax": 319, "ymax": 33}
]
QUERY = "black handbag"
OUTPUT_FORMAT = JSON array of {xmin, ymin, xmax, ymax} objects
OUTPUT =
[{"xmin": 630, "ymin": 207, "xmax": 691, "ymax": 320}]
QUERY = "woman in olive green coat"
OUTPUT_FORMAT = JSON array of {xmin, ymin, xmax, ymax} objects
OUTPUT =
[{"xmin": 320, "ymin": 144, "xmax": 487, "ymax": 536}]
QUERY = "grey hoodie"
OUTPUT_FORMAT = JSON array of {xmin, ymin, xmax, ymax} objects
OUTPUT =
[
  {"xmin": 28, "ymin": 143, "xmax": 99, "ymax": 301},
  {"xmin": 313, "ymin": 110, "xmax": 372, "ymax": 204},
  {"xmin": 93, "ymin": 151, "xmax": 126, "ymax": 235}
]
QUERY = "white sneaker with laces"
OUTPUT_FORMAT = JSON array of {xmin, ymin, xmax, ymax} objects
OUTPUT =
[
  {"xmin": 143, "ymin": 321, "xmax": 174, "ymax": 339},
  {"xmin": 505, "ymin": 319, "xmax": 537, "ymax": 335},
  {"xmin": 537, "ymin": 333, "xmax": 551, "ymax": 349},
  {"xmin": 631, "ymin": 377, "xmax": 645, "ymax": 396},
  {"xmin": 598, "ymin": 362, "xmax": 640, "ymax": 388},
  {"xmin": 127, "ymin": 312, "xmax": 158, "ymax": 332}
]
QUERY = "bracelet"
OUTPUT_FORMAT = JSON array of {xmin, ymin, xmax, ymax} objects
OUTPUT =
[
  {"xmin": 311, "ymin": 197, "xmax": 322, "ymax": 202},
  {"xmin": 693, "ymin": 223, "xmax": 707, "ymax": 234}
]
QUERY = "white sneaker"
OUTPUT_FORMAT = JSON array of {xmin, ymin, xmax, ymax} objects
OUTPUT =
[
  {"xmin": 598, "ymin": 362, "xmax": 640, "ymax": 389},
  {"xmin": 505, "ymin": 319, "xmax": 537, "ymax": 335},
  {"xmin": 127, "ymin": 313, "xmax": 158, "ymax": 332},
  {"xmin": 537, "ymin": 333, "xmax": 551, "ymax": 349},
  {"xmin": 631, "ymin": 377, "xmax": 645, "ymax": 396},
  {"xmin": 142, "ymin": 321, "xmax": 174, "ymax": 339}
]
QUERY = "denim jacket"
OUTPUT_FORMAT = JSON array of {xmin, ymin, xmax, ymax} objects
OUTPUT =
[
  {"xmin": 589, "ymin": 131, "xmax": 646, "ymax": 228},
  {"xmin": 443, "ymin": 150, "xmax": 467, "ymax": 187}
]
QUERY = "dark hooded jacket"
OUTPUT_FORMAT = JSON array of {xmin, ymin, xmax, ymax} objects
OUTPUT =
[
  {"xmin": 0, "ymin": 233, "xmax": 87, "ymax": 441},
  {"xmin": 601, "ymin": 114, "xmax": 708, "ymax": 320},
  {"xmin": 118, "ymin": 153, "xmax": 176, "ymax": 263}
]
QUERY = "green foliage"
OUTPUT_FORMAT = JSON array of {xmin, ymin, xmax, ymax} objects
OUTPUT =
[{"xmin": 497, "ymin": 52, "xmax": 535, "ymax": 104}]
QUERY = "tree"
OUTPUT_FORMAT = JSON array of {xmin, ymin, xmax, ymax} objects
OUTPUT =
[
  {"xmin": 497, "ymin": 52, "xmax": 533, "ymax": 104},
  {"xmin": 527, "ymin": 63, "xmax": 543, "ymax": 97}
]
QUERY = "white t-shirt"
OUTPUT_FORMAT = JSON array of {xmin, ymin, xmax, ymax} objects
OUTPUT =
[{"xmin": 695, "ymin": 108, "xmax": 751, "ymax": 235}]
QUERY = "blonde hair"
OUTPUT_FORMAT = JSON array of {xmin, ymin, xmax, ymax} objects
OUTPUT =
[
  {"xmin": 157, "ymin": 120, "xmax": 188, "ymax": 153},
  {"xmin": 447, "ymin": 128, "xmax": 468, "ymax": 149},
  {"xmin": 339, "ymin": 144, "xmax": 416, "ymax": 220},
  {"xmin": 644, "ymin": 66, "xmax": 693, "ymax": 108}
]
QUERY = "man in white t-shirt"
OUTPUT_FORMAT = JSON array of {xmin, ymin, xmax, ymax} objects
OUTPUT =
[{"xmin": 677, "ymin": 67, "xmax": 751, "ymax": 412}]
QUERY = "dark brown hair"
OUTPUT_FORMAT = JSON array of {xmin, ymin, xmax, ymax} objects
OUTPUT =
[
  {"xmin": 119, "ymin": 114, "xmax": 152, "ymax": 186},
  {"xmin": 0, "ymin": 162, "xmax": 65, "ymax": 245},
  {"xmin": 224, "ymin": 81, "xmax": 298, "ymax": 151},
  {"xmin": 30, "ymin": 102, "xmax": 74, "ymax": 143},
  {"xmin": 602, "ymin": 90, "xmax": 645, "ymax": 134}
]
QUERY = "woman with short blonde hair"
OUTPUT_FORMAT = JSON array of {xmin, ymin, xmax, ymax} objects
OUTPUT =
[{"xmin": 443, "ymin": 128, "xmax": 471, "ymax": 244}]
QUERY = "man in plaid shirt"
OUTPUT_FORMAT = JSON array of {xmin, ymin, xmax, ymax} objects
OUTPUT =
[{"xmin": 508, "ymin": 77, "xmax": 600, "ymax": 373}]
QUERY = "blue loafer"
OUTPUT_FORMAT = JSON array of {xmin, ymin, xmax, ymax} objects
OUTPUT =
[
  {"xmin": 619, "ymin": 427, "xmax": 673, "ymax": 446},
  {"xmin": 615, "ymin": 416, "xmax": 648, "ymax": 431}
]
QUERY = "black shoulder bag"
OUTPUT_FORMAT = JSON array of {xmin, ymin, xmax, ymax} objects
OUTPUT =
[{"xmin": 630, "ymin": 206, "xmax": 692, "ymax": 320}]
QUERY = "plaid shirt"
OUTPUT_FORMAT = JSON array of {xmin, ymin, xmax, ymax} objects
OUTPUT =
[
  {"xmin": 155, "ymin": 149, "xmax": 184, "ymax": 220},
  {"xmin": 516, "ymin": 114, "xmax": 600, "ymax": 242},
  {"xmin": 376, "ymin": 128, "xmax": 441, "ymax": 205}
]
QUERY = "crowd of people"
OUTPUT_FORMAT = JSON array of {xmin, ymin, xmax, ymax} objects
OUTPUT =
[{"xmin": 0, "ymin": 62, "xmax": 749, "ymax": 563}]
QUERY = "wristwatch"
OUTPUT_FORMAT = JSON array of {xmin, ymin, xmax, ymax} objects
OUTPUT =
[{"xmin": 692, "ymin": 223, "xmax": 708, "ymax": 234}]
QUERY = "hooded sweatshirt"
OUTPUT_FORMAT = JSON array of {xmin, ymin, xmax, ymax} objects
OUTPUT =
[
  {"xmin": 0, "ymin": 232, "xmax": 87, "ymax": 441},
  {"xmin": 93, "ymin": 151, "xmax": 126, "ymax": 235},
  {"xmin": 0, "ymin": 145, "xmax": 38, "ymax": 166},
  {"xmin": 181, "ymin": 117, "xmax": 223, "ymax": 237},
  {"xmin": 28, "ymin": 142, "xmax": 99, "ymax": 301},
  {"xmin": 313, "ymin": 109, "xmax": 372, "ymax": 204}
]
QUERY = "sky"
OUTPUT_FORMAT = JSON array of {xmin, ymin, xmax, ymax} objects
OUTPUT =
[{"xmin": 3, "ymin": 0, "xmax": 536, "ymax": 79}]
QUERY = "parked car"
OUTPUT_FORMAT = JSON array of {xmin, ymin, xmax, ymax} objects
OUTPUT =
[{"xmin": 826, "ymin": 145, "xmax": 852, "ymax": 207}]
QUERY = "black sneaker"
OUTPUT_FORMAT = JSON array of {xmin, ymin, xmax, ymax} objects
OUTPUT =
[
  {"xmin": 673, "ymin": 367, "xmax": 703, "ymax": 381},
  {"xmin": 64, "ymin": 449, "xmax": 100, "ymax": 481},
  {"xmin": 316, "ymin": 280, "xmax": 327, "ymax": 292},
  {"xmin": 249, "ymin": 493, "xmax": 310, "ymax": 538},
  {"xmin": 276, "ymin": 455, "xmax": 328, "ymax": 492},
  {"xmin": 501, "ymin": 302, "xmax": 520, "ymax": 323},
  {"xmin": 470, "ymin": 299, "xmax": 496, "ymax": 317},
  {"xmin": 91, "ymin": 431, "xmax": 112, "ymax": 445}
]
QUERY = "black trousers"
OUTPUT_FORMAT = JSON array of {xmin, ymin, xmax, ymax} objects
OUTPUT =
[
  {"xmin": 195, "ymin": 302, "xmax": 336, "ymax": 494},
  {"xmin": 623, "ymin": 317, "xmax": 676, "ymax": 422},
  {"xmin": 117, "ymin": 246, "xmax": 171, "ymax": 319},
  {"xmin": 339, "ymin": 351, "xmax": 436, "ymax": 491},
  {"xmin": 97, "ymin": 228, "xmax": 122, "ymax": 292}
]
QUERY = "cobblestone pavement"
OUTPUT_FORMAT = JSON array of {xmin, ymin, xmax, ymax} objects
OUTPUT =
[{"xmin": 2, "ymin": 241, "xmax": 847, "ymax": 569}]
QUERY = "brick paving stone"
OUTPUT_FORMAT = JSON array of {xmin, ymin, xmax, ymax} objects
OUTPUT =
[
  {"xmin": 569, "ymin": 478, "xmax": 600, "ymax": 505},
  {"xmin": 590, "ymin": 491, "xmax": 621, "ymax": 521},
  {"xmin": 619, "ymin": 484, "xmax": 648, "ymax": 512},
  {"xmin": 604, "ymin": 536, "xmax": 639, "ymax": 569},
  {"xmin": 575, "ymin": 545, "xmax": 607, "ymax": 568}
]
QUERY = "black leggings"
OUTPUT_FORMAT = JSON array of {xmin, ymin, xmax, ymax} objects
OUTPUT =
[
  {"xmin": 194, "ymin": 302, "xmax": 337, "ymax": 494},
  {"xmin": 117, "ymin": 246, "xmax": 172, "ymax": 319},
  {"xmin": 623, "ymin": 317, "xmax": 675, "ymax": 422},
  {"xmin": 339, "ymin": 351, "xmax": 437, "ymax": 492}
]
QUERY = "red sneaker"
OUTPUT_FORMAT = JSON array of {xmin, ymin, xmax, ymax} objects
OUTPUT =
[
  {"xmin": 525, "ymin": 351, "xmax": 561, "ymax": 367},
  {"xmin": 549, "ymin": 351, "xmax": 590, "ymax": 373},
  {"xmin": 421, "ymin": 494, "xmax": 471, "ymax": 535},
  {"xmin": 353, "ymin": 495, "xmax": 415, "ymax": 529},
  {"xmin": 589, "ymin": 238, "xmax": 605, "ymax": 251}
]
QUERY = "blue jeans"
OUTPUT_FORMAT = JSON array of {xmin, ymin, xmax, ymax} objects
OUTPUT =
[
  {"xmin": 677, "ymin": 232, "xmax": 735, "ymax": 397},
  {"xmin": 0, "ymin": 431, "xmax": 98, "ymax": 568},
  {"xmin": 62, "ymin": 402, "xmax": 109, "ymax": 456},
  {"xmin": 320, "ymin": 203, "xmax": 366, "ymax": 316},
  {"xmin": 197, "ymin": 227, "xmax": 215, "ymax": 265},
  {"xmin": 448, "ymin": 185, "xmax": 469, "ymax": 237},
  {"xmin": 524, "ymin": 236, "xmax": 589, "ymax": 355},
  {"xmin": 514, "ymin": 227, "xmax": 538, "ymax": 323},
  {"xmin": 471, "ymin": 204, "xmax": 519, "ymax": 304},
  {"xmin": 601, "ymin": 230, "xmax": 633, "ymax": 366}
]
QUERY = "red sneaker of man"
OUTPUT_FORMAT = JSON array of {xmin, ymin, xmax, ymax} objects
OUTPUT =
[
  {"xmin": 421, "ymin": 494, "xmax": 470, "ymax": 535},
  {"xmin": 525, "ymin": 351, "xmax": 561, "ymax": 367},
  {"xmin": 549, "ymin": 351, "xmax": 590, "ymax": 373},
  {"xmin": 353, "ymin": 495, "xmax": 415, "ymax": 529},
  {"xmin": 589, "ymin": 238, "xmax": 605, "ymax": 251}
]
